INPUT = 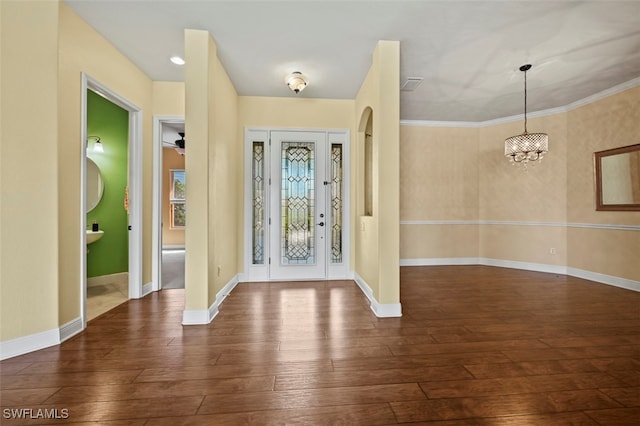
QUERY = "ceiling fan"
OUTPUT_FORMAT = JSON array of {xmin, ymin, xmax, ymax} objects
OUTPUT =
[
  {"xmin": 174, "ymin": 132, "xmax": 185, "ymax": 155},
  {"xmin": 175, "ymin": 132, "xmax": 185, "ymax": 149}
]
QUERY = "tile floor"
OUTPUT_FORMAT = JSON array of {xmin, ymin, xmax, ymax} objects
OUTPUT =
[{"xmin": 86, "ymin": 280, "xmax": 128, "ymax": 321}]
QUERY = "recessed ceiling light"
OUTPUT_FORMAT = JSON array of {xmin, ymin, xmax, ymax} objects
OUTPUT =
[{"xmin": 170, "ymin": 56, "xmax": 185, "ymax": 65}]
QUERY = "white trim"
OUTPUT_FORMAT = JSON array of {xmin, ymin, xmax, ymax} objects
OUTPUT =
[
  {"xmin": 128, "ymin": 107, "xmax": 143, "ymax": 299},
  {"xmin": 182, "ymin": 274, "xmax": 239, "ymax": 325},
  {"xmin": 59, "ymin": 317, "xmax": 83, "ymax": 342},
  {"xmin": 181, "ymin": 309, "xmax": 210, "ymax": 325},
  {"xmin": 153, "ymin": 115, "xmax": 185, "ymax": 292},
  {"xmin": 400, "ymin": 76, "xmax": 640, "ymax": 127},
  {"xmin": 401, "ymin": 257, "xmax": 639, "ymax": 292},
  {"xmin": 566, "ymin": 222, "xmax": 640, "ymax": 232},
  {"xmin": 371, "ymin": 302, "xmax": 403, "ymax": 318},
  {"xmin": 87, "ymin": 272, "xmax": 129, "ymax": 288},
  {"xmin": 353, "ymin": 273, "xmax": 403, "ymax": 318},
  {"xmin": 401, "ymin": 220, "xmax": 478, "ymax": 226},
  {"xmin": 480, "ymin": 258, "xmax": 567, "ymax": 275},
  {"xmin": 401, "ymin": 257, "xmax": 479, "ymax": 266},
  {"xmin": 0, "ymin": 328, "xmax": 59, "ymax": 361},
  {"xmin": 81, "ymin": 74, "xmax": 144, "ymax": 334},
  {"xmin": 142, "ymin": 282, "xmax": 154, "ymax": 297},
  {"xmin": 399, "ymin": 220, "xmax": 640, "ymax": 232},
  {"xmin": 567, "ymin": 267, "xmax": 640, "ymax": 293}
]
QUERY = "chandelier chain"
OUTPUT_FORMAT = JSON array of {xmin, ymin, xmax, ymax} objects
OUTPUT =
[{"xmin": 523, "ymin": 68, "xmax": 528, "ymax": 133}]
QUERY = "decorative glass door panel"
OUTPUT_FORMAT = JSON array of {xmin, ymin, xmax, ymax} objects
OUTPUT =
[
  {"xmin": 270, "ymin": 132, "xmax": 326, "ymax": 279},
  {"xmin": 281, "ymin": 141, "xmax": 315, "ymax": 265}
]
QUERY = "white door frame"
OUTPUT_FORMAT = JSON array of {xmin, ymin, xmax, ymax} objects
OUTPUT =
[
  {"xmin": 152, "ymin": 115, "xmax": 185, "ymax": 292},
  {"xmin": 243, "ymin": 127, "xmax": 350, "ymax": 282},
  {"xmin": 80, "ymin": 73, "xmax": 143, "ymax": 328}
]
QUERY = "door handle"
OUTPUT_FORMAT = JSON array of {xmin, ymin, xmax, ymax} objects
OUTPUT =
[{"xmin": 317, "ymin": 222, "xmax": 325, "ymax": 227}]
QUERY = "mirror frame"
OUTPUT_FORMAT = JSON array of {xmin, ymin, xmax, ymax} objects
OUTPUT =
[
  {"xmin": 86, "ymin": 157, "xmax": 104, "ymax": 213},
  {"xmin": 594, "ymin": 143, "xmax": 640, "ymax": 211}
]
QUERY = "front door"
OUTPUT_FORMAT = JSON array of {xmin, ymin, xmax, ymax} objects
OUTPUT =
[
  {"xmin": 245, "ymin": 128, "xmax": 348, "ymax": 281},
  {"xmin": 269, "ymin": 131, "xmax": 326, "ymax": 279}
]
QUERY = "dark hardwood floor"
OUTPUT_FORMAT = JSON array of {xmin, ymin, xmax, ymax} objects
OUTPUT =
[{"xmin": 1, "ymin": 266, "xmax": 639, "ymax": 425}]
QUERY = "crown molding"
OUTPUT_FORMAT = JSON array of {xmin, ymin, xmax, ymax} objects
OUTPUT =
[{"xmin": 400, "ymin": 76, "xmax": 640, "ymax": 128}]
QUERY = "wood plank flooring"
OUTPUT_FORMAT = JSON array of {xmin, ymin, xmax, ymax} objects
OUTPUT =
[{"xmin": 1, "ymin": 265, "xmax": 639, "ymax": 424}]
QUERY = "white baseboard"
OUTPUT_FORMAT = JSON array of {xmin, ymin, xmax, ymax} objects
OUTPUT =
[
  {"xmin": 567, "ymin": 267, "xmax": 640, "ymax": 292},
  {"xmin": 182, "ymin": 274, "xmax": 239, "ymax": 325},
  {"xmin": 479, "ymin": 258, "xmax": 567, "ymax": 275},
  {"xmin": 142, "ymin": 282, "xmax": 153, "ymax": 297},
  {"xmin": 59, "ymin": 317, "xmax": 83, "ymax": 342},
  {"xmin": 354, "ymin": 272, "xmax": 403, "ymax": 318},
  {"xmin": 87, "ymin": 272, "xmax": 129, "ymax": 288},
  {"xmin": 0, "ymin": 327, "xmax": 60, "ymax": 361},
  {"xmin": 401, "ymin": 257, "xmax": 639, "ymax": 292},
  {"xmin": 401, "ymin": 257, "xmax": 479, "ymax": 266}
]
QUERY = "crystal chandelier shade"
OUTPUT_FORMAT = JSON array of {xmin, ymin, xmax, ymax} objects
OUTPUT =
[{"xmin": 504, "ymin": 64, "xmax": 548, "ymax": 165}]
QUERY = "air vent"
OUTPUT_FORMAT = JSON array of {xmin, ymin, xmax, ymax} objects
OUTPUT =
[{"xmin": 400, "ymin": 77, "xmax": 424, "ymax": 91}]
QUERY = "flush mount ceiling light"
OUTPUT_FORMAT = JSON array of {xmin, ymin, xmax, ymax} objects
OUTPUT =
[
  {"xmin": 504, "ymin": 64, "xmax": 548, "ymax": 167},
  {"xmin": 285, "ymin": 71, "xmax": 308, "ymax": 94},
  {"xmin": 170, "ymin": 56, "xmax": 185, "ymax": 65}
]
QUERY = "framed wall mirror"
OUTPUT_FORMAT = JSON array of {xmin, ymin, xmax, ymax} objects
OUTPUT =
[
  {"xmin": 594, "ymin": 143, "xmax": 640, "ymax": 211},
  {"xmin": 86, "ymin": 157, "xmax": 104, "ymax": 212}
]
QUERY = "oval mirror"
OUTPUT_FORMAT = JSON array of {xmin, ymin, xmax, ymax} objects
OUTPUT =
[{"xmin": 86, "ymin": 157, "xmax": 104, "ymax": 212}]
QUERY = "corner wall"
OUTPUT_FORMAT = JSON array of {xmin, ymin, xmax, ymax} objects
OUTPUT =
[
  {"xmin": 354, "ymin": 40, "xmax": 401, "ymax": 316},
  {"xmin": 183, "ymin": 29, "xmax": 239, "ymax": 322}
]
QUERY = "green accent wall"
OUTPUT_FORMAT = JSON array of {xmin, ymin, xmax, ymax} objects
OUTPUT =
[{"xmin": 86, "ymin": 90, "xmax": 129, "ymax": 278}]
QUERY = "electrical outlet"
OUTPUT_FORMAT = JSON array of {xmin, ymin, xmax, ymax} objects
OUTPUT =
[{"xmin": 549, "ymin": 248, "xmax": 556, "ymax": 255}]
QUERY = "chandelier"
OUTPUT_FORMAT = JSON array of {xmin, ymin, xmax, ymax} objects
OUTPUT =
[{"xmin": 504, "ymin": 64, "xmax": 548, "ymax": 165}]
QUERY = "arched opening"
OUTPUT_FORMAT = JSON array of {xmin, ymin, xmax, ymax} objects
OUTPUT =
[{"xmin": 359, "ymin": 107, "xmax": 374, "ymax": 217}]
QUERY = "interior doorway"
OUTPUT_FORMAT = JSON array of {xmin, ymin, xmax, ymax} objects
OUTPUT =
[
  {"xmin": 152, "ymin": 116, "xmax": 186, "ymax": 291},
  {"xmin": 81, "ymin": 74, "xmax": 143, "ymax": 327},
  {"xmin": 244, "ymin": 128, "xmax": 350, "ymax": 281}
]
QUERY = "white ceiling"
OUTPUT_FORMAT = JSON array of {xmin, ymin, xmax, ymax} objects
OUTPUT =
[{"xmin": 65, "ymin": 0, "xmax": 640, "ymax": 122}]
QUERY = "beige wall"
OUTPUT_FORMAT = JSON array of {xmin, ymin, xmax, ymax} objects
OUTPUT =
[
  {"xmin": 567, "ymin": 86, "xmax": 640, "ymax": 281},
  {"xmin": 184, "ymin": 29, "xmax": 240, "ymax": 311},
  {"xmin": 162, "ymin": 149, "xmax": 186, "ymax": 246},
  {"xmin": 400, "ymin": 126, "xmax": 480, "ymax": 260},
  {"xmin": 153, "ymin": 82, "xmax": 185, "ymax": 116},
  {"xmin": 354, "ymin": 41, "xmax": 401, "ymax": 306},
  {"xmin": 1, "ymin": 1, "xmax": 60, "ymax": 341},
  {"xmin": 400, "ymin": 86, "xmax": 638, "ymax": 282},
  {"xmin": 58, "ymin": 2, "xmax": 154, "ymax": 325}
]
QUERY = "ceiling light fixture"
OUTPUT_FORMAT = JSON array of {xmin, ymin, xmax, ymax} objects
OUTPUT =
[
  {"xmin": 504, "ymin": 64, "xmax": 548, "ymax": 166},
  {"xmin": 285, "ymin": 71, "xmax": 308, "ymax": 94},
  {"xmin": 170, "ymin": 56, "xmax": 185, "ymax": 65}
]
